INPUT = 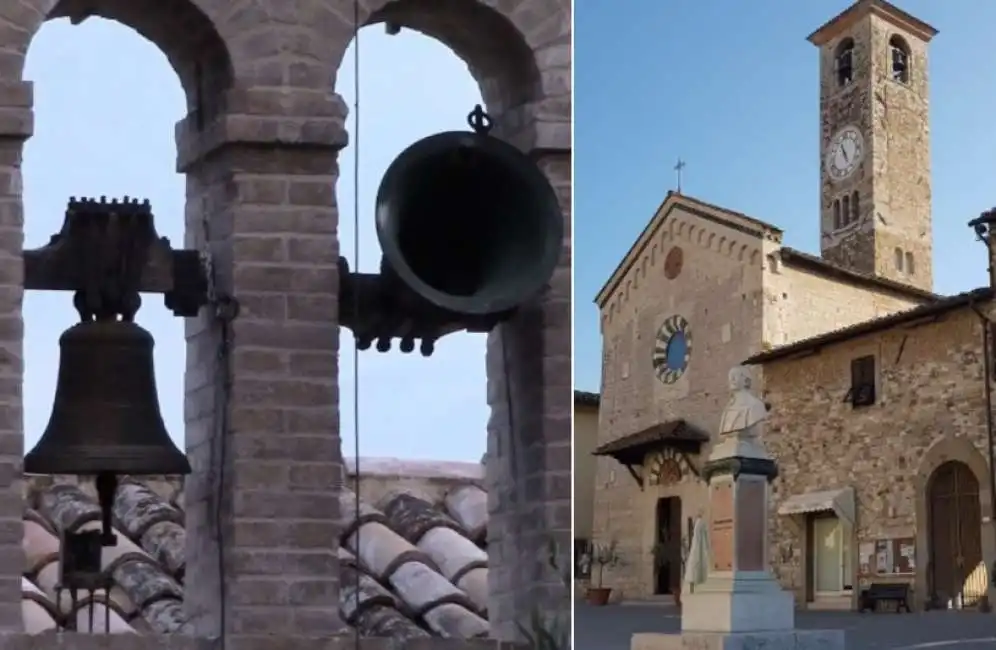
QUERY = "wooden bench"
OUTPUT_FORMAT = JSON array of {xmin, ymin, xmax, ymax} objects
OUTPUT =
[{"xmin": 859, "ymin": 583, "xmax": 912, "ymax": 613}]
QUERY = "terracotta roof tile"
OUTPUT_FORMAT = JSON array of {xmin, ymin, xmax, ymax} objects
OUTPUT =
[{"xmin": 18, "ymin": 460, "xmax": 491, "ymax": 638}]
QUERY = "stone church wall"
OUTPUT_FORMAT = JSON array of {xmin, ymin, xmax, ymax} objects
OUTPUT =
[
  {"xmin": 595, "ymin": 205, "xmax": 766, "ymax": 599},
  {"xmin": 760, "ymin": 306, "xmax": 995, "ymax": 608},
  {"xmin": 762, "ymin": 254, "xmax": 925, "ymax": 349}
]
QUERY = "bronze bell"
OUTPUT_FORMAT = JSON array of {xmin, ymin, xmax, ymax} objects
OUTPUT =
[
  {"xmin": 374, "ymin": 122, "xmax": 563, "ymax": 318},
  {"xmin": 24, "ymin": 319, "xmax": 191, "ymax": 476}
]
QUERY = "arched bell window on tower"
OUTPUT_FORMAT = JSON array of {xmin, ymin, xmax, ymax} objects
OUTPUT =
[
  {"xmin": 890, "ymin": 35, "xmax": 911, "ymax": 84},
  {"xmin": 833, "ymin": 199, "xmax": 842, "ymax": 230},
  {"xmin": 851, "ymin": 191, "xmax": 860, "ymax": 222},
  {"xmin": 842, "ymin": 194, "xmax": 851, "ymax": 225},
  {"xmin": 835, "ymin": 37, "xmax": 855, "ymax": 87}
]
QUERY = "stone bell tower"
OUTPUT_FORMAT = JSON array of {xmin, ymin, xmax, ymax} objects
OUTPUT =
[{"xmin": 810, "ymin": 0, "xmax": 937, "ymax": 292}]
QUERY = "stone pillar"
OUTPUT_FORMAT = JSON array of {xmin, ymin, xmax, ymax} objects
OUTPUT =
[
  {"xmin": 0, "ymin": 79, "xmax": 31, "ymax": 633},
  {"xmin": 681, "ymin": 435, "xmax": 792, "ymax": 633},
  {"xmin": 178, "ymin": 89, "xmax": 347, "ymax": 640},
  {"xmin": 485, "ymin": 137, "xmax": 571, "ymax": 639},
  {"xmin": 632, "ymin": 422, "xmax": 845, "ymax": 650}
]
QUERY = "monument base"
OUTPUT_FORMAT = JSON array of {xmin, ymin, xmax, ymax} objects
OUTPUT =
[
  {"xmin": 681, "ymin": 586, "xmax": 795, "ymax": 633},
  {"xmin": 632, "ymin": 629, "xmax": 845, "ymax": 650}
]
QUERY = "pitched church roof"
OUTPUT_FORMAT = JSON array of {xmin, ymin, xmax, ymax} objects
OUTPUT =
[
  {"xmin": 807, "ymin": 0, "xmax": 938, "ymax": 47},
  {"xmin": 595, "ymin": 192, "xmax": 782, "ymax": 307},
  {"xmin": 594, "ymin": 191, "xmax": 939, "ymax": 308}
]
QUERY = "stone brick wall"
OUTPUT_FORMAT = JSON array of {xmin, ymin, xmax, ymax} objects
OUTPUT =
[
  {"xmin": 0, "ymin": 0, "xmax": 571, "ymax": 644},
  {"xmin": 761, "ymin": 306, "xmax": 996, "ymax": 607},
  {"xmin": 763, "ymin": 254, "xmax": 925, "ymax": 348},
  {"xmin": 816, "ymin": 10, "xmax": 933, "ymax": 293},
  {"xmin": 594, "ymin": 200, "xmax": 769, "ymax": 598}
]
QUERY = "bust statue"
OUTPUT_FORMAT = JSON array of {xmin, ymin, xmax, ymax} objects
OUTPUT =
[{"xmin": 718, "ymin": 365, "xmax": 768, "ymax": 440}]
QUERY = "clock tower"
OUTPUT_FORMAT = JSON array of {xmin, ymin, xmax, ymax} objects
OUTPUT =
[{"xmin": 810, "ymin": 0, "xmax": 937, "ymax": 292}]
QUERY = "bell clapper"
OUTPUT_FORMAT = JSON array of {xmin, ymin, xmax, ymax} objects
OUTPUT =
[{"xmin": 95, "ymin": 472, "xmax": 119, "ymax": 547}]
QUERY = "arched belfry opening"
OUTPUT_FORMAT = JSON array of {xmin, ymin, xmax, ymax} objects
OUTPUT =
[
  {"xmin": 0, "ymin": 0, "xmax": 568, "ymax": 642},
  {"xmin": 335, "ymin": 27, "xmax": 490, "ymax": 464},
  {"xmin": 22, "ymin": 17, "xmax": 190, "ymax": 463},
  {"xmin": 331, "ymin": 0, "xmax": 571, "ymax": 641}
]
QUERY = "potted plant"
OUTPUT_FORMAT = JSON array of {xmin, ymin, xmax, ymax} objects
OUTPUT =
[{"xmin": 584, "ymin": 540, "xmax": 620, "ymax": 606}]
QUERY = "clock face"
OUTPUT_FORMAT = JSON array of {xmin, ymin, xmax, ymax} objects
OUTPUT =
[
  {"xmin": 653, "ymin": 315, "xmax": 692, "ymax": 384},
  {"xmin": 825, "ymin": 126, "xmax": 865, "ymax": 183}
]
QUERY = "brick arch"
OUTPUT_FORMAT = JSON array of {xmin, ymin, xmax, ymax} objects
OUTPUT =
[
  {"xmin": 324, "ymin": 0, "xmax": 547, "ymax": 117},
  {"xmin": 315, "ymin": 0, "xmax": 570, "ymax": 641},
  {"xmin": 10, "ymin": 0, "xmax": 234, "ymax": 114},
  {"xmin": 913, "ymin": 435, "xmax": 994, "ymax": 607}
]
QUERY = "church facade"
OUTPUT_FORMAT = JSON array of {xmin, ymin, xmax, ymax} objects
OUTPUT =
[{"xmin": 590, "ymin": 0, "xmax": 962, "ymax": 608}]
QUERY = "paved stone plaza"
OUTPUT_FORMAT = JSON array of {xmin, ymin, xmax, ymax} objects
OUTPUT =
[{"xmin": 575, "ymin": 604, "xmax": 996, "ymax": 650}]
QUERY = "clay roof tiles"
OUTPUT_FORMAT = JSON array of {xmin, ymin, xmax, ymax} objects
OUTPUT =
[{"xmin": 18, "ymin": 458, "xmax": 490, "ymax": 639}]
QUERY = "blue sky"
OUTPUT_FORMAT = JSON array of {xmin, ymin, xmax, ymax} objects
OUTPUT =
[
  {"xmin": 23, "ymin": 20, "xmax": 486, "ymax": 462},
  {"xmin": 575, "ymin": 0, "xmax": 996, "ymax": 393}
]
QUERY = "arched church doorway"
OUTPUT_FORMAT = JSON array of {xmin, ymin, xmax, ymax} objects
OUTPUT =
[{"xmin": 928, "ymin": 460, "xmax": 983, "ymax": 608}]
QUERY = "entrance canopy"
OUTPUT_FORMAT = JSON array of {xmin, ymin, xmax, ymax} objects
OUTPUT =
[
  {"xmin": 592, "ymin": 420, "xmax": 708, "ymax": 488},
  {"xmin": 778, "ymin": 487, "xmax": 855, "ymax": 528}
]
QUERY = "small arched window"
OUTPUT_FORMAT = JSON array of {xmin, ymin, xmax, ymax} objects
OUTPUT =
[
  {"xmin": 833, "ymin": 199, "xmax": 842, "ymax": 230},
  {"xmin": 905, "ymin": 251, "xmax": 915, "ymax": 275},
  {"xmin": 894, "ymin": 247, "xmax": 904, "ymax": 271},
  {"xmin": 842, "ymin": 195, "xmax": 851, "ymax": 224},
  {"xmin": 835, "ymin": 38, "xmax": 855, "ymax": 87},
  {"xmin": 851, "ymin": 191, "xmax": 860, "ymax": 222},
  {"xmin": 889, "ymin": 35, "xmax": 911, "ymax": 84}
]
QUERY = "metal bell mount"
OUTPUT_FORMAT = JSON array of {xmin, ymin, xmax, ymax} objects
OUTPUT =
[{"xmin": 338, "ymin": 105, "xmax": 564, "ymax": 356}]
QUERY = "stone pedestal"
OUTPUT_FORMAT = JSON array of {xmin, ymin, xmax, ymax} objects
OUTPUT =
[
  {"xmin": 633, "ymin": 630, "xmax": 844, "ymax": 650},
  {"xmin": 681, "ymin": 435, "xmax": 793, "ymax": 634},
  {"xmin": 631, "ymin": 404, "xmax": 845, "ymax": 650}
]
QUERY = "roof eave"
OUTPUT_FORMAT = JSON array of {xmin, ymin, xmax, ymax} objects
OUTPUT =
[{"xmin": 808, "ymin": 0, "xmax": 938, "ymax": 48}]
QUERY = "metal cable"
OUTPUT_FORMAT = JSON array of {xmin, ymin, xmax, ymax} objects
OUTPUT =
[
  {"xmin": 201, "ymin": 216, "xmax": 231, "ymax": 650},
  {"xmin": 350, "ymin": 1, "xmax": 362, "ymax": 649}
]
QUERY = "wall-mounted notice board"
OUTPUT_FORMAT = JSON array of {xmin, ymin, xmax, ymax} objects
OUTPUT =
[{"xmin": 869, "ymin": 537, "xmax": 915, "ymax": 575}]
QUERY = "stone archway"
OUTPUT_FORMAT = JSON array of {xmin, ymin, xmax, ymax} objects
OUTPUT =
[
  {"xmin": 325, "ymin": 0, "xmax": 571, "ymax": 640},
  {"xmin": 0, "ymin": 0, "xmax": 569, "ymax": 641},
  {"xmin": 0, "ymin": 0, "xmax": 249, "ymax": 638},
  {"xmin": 914, "ymin": 436, "xmax": 993, "ymax": 610}
]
